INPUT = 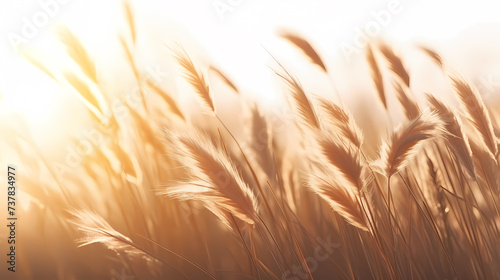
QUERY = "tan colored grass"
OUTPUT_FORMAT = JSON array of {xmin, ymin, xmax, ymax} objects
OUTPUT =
[
  {"xmin": 172, "ymin": 48, "xmax": 214, "ymax": 112},
  {"xmin": 366, "ymin": 43, "xmax": 386, "ymax": 110},
  {"xmin": 378, "ymin": 41, "xmax": 410, "ymax": 88},
  {"xmin": 378, "ymin": 112, "xmax": 445, "ymax": 178},
  {"xmin": 162, "ymin": 129, "xmax": 259, "ymax": 228},
  {"xmin": 426, "ymin": 93, "xmax": 476, "ymax": 180},
  {"xmin": 123, "ymin": 1, "xmax": 136, "ymax": 45},
  {"xmin": 70, "ymin": 209, "xmax": 157, "ymax": 262},
  {"xmin": 308, "ymin": 171, "xmax": 369, "ymax": 231},
  {"xmin": 393, "ymin": 80, "xmax": 420, "ymax": 120},
  {"xmin": 317, "ymin": 97, "xmax": 364, "ymax": 147},
  {"xmin": 278, "ymin": 30, "xmax": 327, "ymax": 72},
  {"xmin": 209, "ymin": 65, "xmax": 239, "ymax": 93},
  {"xmin": 450, "ymin": 72, "xmax": 498, "ymax": 157},
  {"xmin": 316, "ymin": 133, "xmax": 369, "ymax": 193},
  {"xmin": 57, "ymin": 26, "xmax": 97, "ymax": 84},
  {"xmin": 145, "ymin": 77, "xmax": 185, "ymax": 120},
  {"xmin": 8, "ymin": 9, "xmax": 500, "ymax": 279},
  {"xmin": 275, "ymin": 66, "xmax": 320, "ymax": 130},
  {"xmin": 419, "ymin": 45, "xmax": 444, "ymax": 68},
  {"xmin": 63, "ymin": 71, "xmax": 103, "ymax": 119}
]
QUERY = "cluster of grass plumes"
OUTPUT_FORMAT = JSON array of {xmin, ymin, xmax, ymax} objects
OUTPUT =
[{"xmin": 3, "ymin": 4, "xmax": 500, "ymax": 280}]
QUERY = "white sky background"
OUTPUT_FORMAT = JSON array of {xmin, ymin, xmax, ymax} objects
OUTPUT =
[{"xmin": 1, "ymin": 0, "xmax": 500, "ymax": 155}]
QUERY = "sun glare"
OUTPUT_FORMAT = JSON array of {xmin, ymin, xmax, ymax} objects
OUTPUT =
[{"xmin": 1, "ymin": 74, "xmax": 59, "ymax": 127}]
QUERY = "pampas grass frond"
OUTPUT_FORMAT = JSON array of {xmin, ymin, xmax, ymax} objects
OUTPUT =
[
  {"xmin": 63, "ymin": 72, "xmax": 103, "ymax": 119},
  {"xmin": 247, "ymin": 104, "xmax": 275, "ymax": 180},
  {"xmin": 162, "ymin": 129, "xmax": 259, "ymax": 227},
  {"xmin": 366, "ymin": 43, "xmax": 386, "ymax": 110},
  {"xmin": 308, "ymin": 171, "xmax": 369, "ymax": 231},
  {"xmin": 278, "ymin": 30, "xmax": 327, "ymax": 72},
  {"xmin": 57, "ymin": 27, "xmax": 97, "ymax": 84},
  {"xmin": 378, "ymin": 42, "xmax": 410, "ymax": 87},
  {"xmin": 419, "ymin": 45, "xmax": 444, "ymax": 68},
  {"xmin": 318, "ymin": 97, "xmax": 364, "ymax": 147},
  {"xmin": 71, "ymin": 210, "xmax": 159, "ymax": 263},
  {"xmin": 145, "ymin": 77, "xmax": 186, "ymax": 120},
  {"xmin": 378, "ymin": 112, "xmax": 445, "ymax": 178},
  {"xmin": 426, "ymin": 93, "xmax": 477, "ymax": 180},
  {"xmin": 450, "ymin": 73, "xmax": 498, "ymax": 157},
  {"xmin": 209, "ymin": 65, "xmax": 239, "ymax": 93},
  {"xmin": 275, "ymin": 69, "xmax": 320, "ymax": 130},
  {"xmin": 173, "ymin": 48, "xmax": 215, "ymax": 112},
  {"xmin": 317, "ymin": 133, "xmax": 370, "ymax": 192},
  {"xmin": 393, "ymin": 80, "xmax": 420, "ymax": 120}
]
